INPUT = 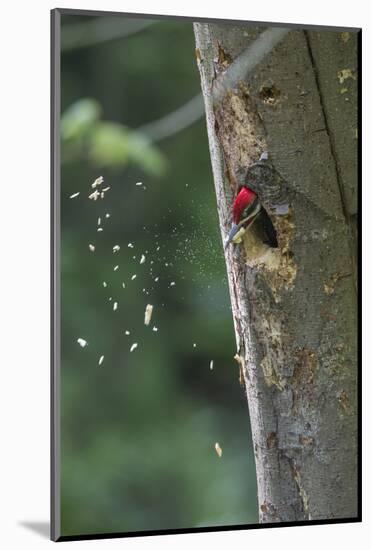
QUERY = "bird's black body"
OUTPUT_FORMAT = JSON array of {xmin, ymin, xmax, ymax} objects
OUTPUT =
[
  {"xmin": 239, "ymin": 199, "xmax": 278, "ymax": 248},
  {"xmin": 260, "ymin": 206, "xmax": 278, "ymax": 248}
]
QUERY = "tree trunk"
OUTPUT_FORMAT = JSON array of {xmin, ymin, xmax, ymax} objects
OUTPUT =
[{"xmin": 194, "ymin": 23, "xmax": 358, "ymax": 523}]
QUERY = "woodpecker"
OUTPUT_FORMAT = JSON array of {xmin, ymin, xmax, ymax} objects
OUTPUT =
[
  {"xmin": 225, "ymin": 186, "xmax": 278, "ymax": 248},
  {"xmin": 225, "ymin": 152, "xmax": 288, "ymax": 249}
]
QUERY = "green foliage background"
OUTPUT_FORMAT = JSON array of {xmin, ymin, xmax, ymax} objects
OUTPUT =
[{"xmin": 60, "ymin": 14, "xmax": 258, "ymax": 537}]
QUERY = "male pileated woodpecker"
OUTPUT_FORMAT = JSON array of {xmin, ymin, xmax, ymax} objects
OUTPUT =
[
  {"xmin": 225, "ymin": 152, "xmax": 289, "ymax": 249},
  {"xmin": 225, "ymin": 186, "xmax": 278, "ymax": 249}
]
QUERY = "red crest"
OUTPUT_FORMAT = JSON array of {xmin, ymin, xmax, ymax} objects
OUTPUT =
[{"xmin": 232, "ymin": 187, "xmax": 257, "ymax": 224}]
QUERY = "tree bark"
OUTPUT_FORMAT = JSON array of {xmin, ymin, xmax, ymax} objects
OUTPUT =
[{"xmin": 194, "ymin": 23, "xmax": 358, "ymax": 523}]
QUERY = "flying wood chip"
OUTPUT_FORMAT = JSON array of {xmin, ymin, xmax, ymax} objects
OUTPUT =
[
  {"xmin": 215, "ymin": 442, "xmax": 223, "ymax": 458},
  {"xmin": 144, "ymin": 304, "xmax": 153, "ymax": 325}
]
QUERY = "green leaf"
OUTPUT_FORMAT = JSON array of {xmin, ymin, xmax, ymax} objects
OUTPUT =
[
  {"xmin": 125, "ymin": 132, "xmax": 167, "ymax": 177},
  {"xmin": 61, "ymin": 98, "xmax": 167, "ymax": 176},
  {"xmin": 89, "ymin": 123, "xmax": 167, "ymax": 176},
  {"xmin": 61, "ymin": 98, "xmax": 102, "ymax": 141},
  {"xmin": 88, "ymin": 122, "xmax": 131, "ymax": 167}
]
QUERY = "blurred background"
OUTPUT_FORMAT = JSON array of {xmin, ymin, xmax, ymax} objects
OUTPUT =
[{"xmin": 60, "ymin": 12, "xmax": 258, "ymax": 537}]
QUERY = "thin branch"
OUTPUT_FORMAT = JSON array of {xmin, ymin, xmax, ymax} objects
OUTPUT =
[
  {"xmin": 137, "ymin": 94, "xmax": 205, "ymax": 142},
  {"xmin": 212, "ymin": 27, "xmax": 290, "ymax": 103},
  {"xmin": 61, "ymin": 17, "xmax": 156, "ymax": 52}
]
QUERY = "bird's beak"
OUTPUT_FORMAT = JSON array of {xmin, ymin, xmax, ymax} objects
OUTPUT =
[
  {"xmin": 224, "ymin": 223, "xmax": 240, "ymax": 249},
  {"xmin": 225, "ymin": 208, "xmax": 262, "ymax": 250}
]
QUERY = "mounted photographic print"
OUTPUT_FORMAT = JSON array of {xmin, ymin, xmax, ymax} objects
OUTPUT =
[{"xmin": 51, "ymin": 8, "xmax": 360, "ymax": 542}]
